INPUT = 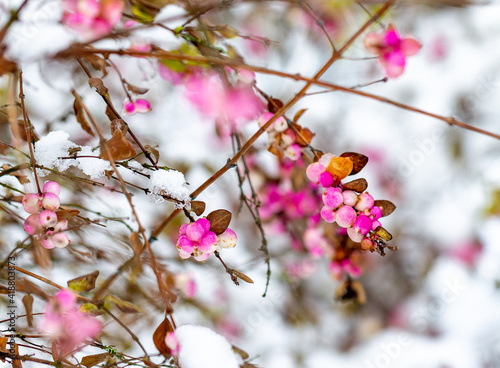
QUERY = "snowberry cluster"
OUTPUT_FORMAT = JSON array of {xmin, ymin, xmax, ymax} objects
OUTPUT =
[
  {"xmin": 258, "ymin": 112, "xmax": 302, "ymax": 161},
  {"xmin": 306, "ymin": 154, "xmax": 386, "ymax": 251},
  {"xmin": 176, "ymin": 218, "xmax": 237, "ymax": 262},
  {"xmin": 123, "ymin": 98, "xmax": 151, "ymax": 115},
  {"xmin": 22, "ymin": 181, "xmax": 70, "ymax": 249}
]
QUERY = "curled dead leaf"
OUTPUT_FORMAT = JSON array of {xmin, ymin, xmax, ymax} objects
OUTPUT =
[
  {"xmin": 373, "ymin": 200, "xmax": 396, "ymax": 217},
  {"xmin": 153, "ymin": 318, "xmax": 174, "ymax": 357},
  {"xmin": 190, "ymin": 200, "xmax": 206, "ymax": 216},
  {"xmin": 206, "ymin": 209, "xmax": 232, "ymax": 235},
  {"xmin": 340, "ymin": 152, "xmax": 368, "ymax": 175},
  {"xmin": 343, "ymin": 178, "xmax": 368, "ymax": 193},
  {"xmin": 100, "ymin": 129, "xmax": 136, "ymax": 161},
  {"xmin": 88, "ymin": 77, "xmax": 108, "ymax": 96}
]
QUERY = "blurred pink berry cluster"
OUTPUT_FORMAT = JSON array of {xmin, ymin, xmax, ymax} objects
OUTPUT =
[
  {"xmin": 38, "ymin": 289, "xmax": 102, "ymax": 358},
  {"xmin": 258, "ymin": 113, "xmax": 302, "ymax": 161},
  {"xmin": 22, "ymin": 181, "xmax": 70, "ymax": 249},
  {"xmin": 62, "ymin": 0, "xmax": 123, "ymax": 40},
  {"xmin": 123, "ymin": 99, "xmax": 151, "ymax": 115},
  {"xmin": 307, "ymin": 153, "xmax": 390, "ymax": 252},
  {"xmin": 176, "ymin": 218, "xmax": 237, "ymax": 261},
  {"xmin": 364, "ymin": 24, "xmax": 422, "ymax": 78}
]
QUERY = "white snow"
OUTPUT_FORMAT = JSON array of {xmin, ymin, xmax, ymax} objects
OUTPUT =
[
  {"xmin": 149, "ymin": 169, "xmax": 190, "ymax": 207},
  {"xmin": 34, "ymin": 130, "xmax": 112, "ymax": 178},
  {"xmin": 176, "ymin": 325, "xmax": 241, "ymax": 368}
]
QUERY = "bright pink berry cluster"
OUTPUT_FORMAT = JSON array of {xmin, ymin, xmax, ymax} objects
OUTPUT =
[
  {"xmin": 123, "ymin": 99, "xmax": 151, "ymax": 115},
  {"xmin": 176, "ymin": 218, "xmax": 237, "ymax": 261},
  {"xmin": 258, "ymin": 112, "xmax": 302, "ymax": 161},
  {"xmin": 307, "ymin": 154, "xmax": 384, "ymax": 250},
  {"xmin": 22, "ymin": 181, "xmax": 70, "ymax": 249}
]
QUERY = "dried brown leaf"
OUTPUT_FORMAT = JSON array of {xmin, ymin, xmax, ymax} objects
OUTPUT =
[
  {"xmin": 373, "ymin": 200, "xmax": 396, "ymax": 217},
  {"xmin": 105, "ymin": 295, "xmax": 142, "ymax": 313},
  {"xmin": 190, "ymin": 201, "xmax": 206, "ymax": 216},
  {"xmin": 129, "ymin": 231, "xmax": 143, "ymax": 257},
  {"xmin": 335, "ymin": 279, "xmax": 366, "ymax": 304},
  {"xmin": 292, "ymin": 109, "xmax": 307, "ymax": 125},
  {"xmin": 340, "ymin": 152, "xmax": 368, "ymax": 175},
  {"xmin": 73, "ymin": 98, "xmax": 94, "ymax": 136},
  {"xmin": 67, "ymin": 271, "xmax": 99, "ymax": 293},
  {"xmin": 81, "ymin": 353, "xmax": 111, "ymax": 368},
  {"xmin": 343, "ymin": 178, "xmax": 368, "ymax": 193},
  {"xmin": 144, "ymin": 145, "xmax": 159, "ymax": 164},
  {"xmin": 99, "ymin": 129, "xmax": 136, "ymax": 161},
  {"xmin": 22, "ymin": 294, "xmax": 34, "ymax": 328},
  {"xmin": 84, "ymin": 54, "xmax": 108, "ymax": 74},
  {"xmin": 207, "ymin": 209, "xmax": 232, "ymax": 235},
  {"xmin": 16, "ymin": 278, "xmax": 49, "ymax": 300},
  {"xmin": 88, "ymin": 77, "xmax": 108, "ymax": 96},
  {"xmin": 374, "ymin": 226, "xmax": 393, "ymax": 241},
  {"xmin": 153, "ymin": 318, "xmax": 174, "ymax": 357},
  {"xmin": 125, "ymin": 82, "xmax": 149, "ymax": 95},
  {"xmin": 232, "ymin": 270, "xmax": 254, "ymax": 284},
  {"xmin": 295, "ymin": 126, "xmax": 315, "ymax": 147},
  {"xmin": 267, "ymin": 98, "xmax": 283, "ymax": 113},
  {"xmin": 56, "ymin": 209, "xmax": 80, "ymax": 219}
]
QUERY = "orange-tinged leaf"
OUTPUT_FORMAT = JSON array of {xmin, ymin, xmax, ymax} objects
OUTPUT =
[
  {"xmin": 153, "ymin": 318, "xmax": 173, "ymax": 356},
  {"xmin": 326, "ymin": 156, "xmax": 353, "ymax": 180},
  {"xmin": 295, "ymin": 127, "xmax": 315, "ymax": 147},
  {"xmin": 100, "ymin": 129, "xmax": 136, "ymax": 161},
  {"xmin": 56, "ymin": 209, "xmax": 80, "ymax": 219},
  {"xmin": 374, "ymin": 226, "xmax": 393, "ymax": 241},
  {"xmin": 207, "ymin": 209, "xmax": 232, "ymax": 235},
  {"xmin": 340, "ymin": 152, "xmax": 368, "ymax": 175},
  {"xmin": 129, "ymin": 231, "xmax": 143, "ymax": 257},
  {"xmin": 67, "ymin": 271, "xmax": 99, "ymax": 293}
]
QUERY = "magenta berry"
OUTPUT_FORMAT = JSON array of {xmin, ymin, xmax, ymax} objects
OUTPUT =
[
  {"xmin": 42, "ymin": 181, "xmax": 61, "ymax": 196},
  {"xmin": 355, "ymin": 192, "xmax": 374, "ymax": 212},
  {"xmin": 42, "ymin": 192, "xmax": 61, "ymax": 211},
  {"xmin": 369, "ymin": 206, "xmax": 382, "ymax": 221},
  {"xmin": 39, "ymin": 210, "xmax": 58, "ymax": 228},
  {"xmin": 335, "ymin": 205, "xmax": 357, "ymax": 228},
  {"xmin": 320, "ymin": 206, "xmax": 336, "ymax": 223},
  {"xmin": 353, "ymin": 215, "xmax": 372, "ymax": 236},
  {"xmin": 306, "ymin": 162, "xmax": 325, "ymax": 184},
  {"xmin": 22, "ymin": 193, "xmax": 42, "ymax": 214},
  {"xmin": 318, "ymin": 171, "xmax": 334, "ymax": 187},
  {"xmin": 284, "ymin": 144, "xmax": 301, "ymax": 161}
]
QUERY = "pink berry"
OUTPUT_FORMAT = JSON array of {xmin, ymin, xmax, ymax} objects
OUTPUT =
[
  {"xmin": 361, "ymin": 238, "xmax": 374, "ymax": 251},
  {"xmin": 371, "ymin": 220, "xmax": 382, "ymax": 231},
  {"xmin": 42, "ymin": 192, "xmax": 60, "ymax": 211},
  {"xmin": 281, "ymin": 129, "xmax": 297, "ymax": 146},
  {"xmin": 42, "ymin": 181, "xmax": 61, "ymax": 196},
  {"xmin": 217, "ymin": 228, "xmax": 237, "ymax": 249},
  {"xmin": 22, "ymin": 193, "xmax": 42, "ymax": 214},
  {"xmin": 369, "ymin": 206, "xmax": 382, "ymax": 221},
  {"xmin": 318, "ymin": 171, "xmax": 334, "ymax": 187},
  {"xmin": 197, "ymin": 232, "xmax": 218, "ymax": 253},
  {"xmin": 135, "ymin": 99, "xmax": 151, "ymax": 113},
  {"xmin": 318, "ymin": 153, "xmax": 335, "ymax": 167},
  {"xmin": 355, "ymin": 192, "xmax": 374, "ymax": 212},
  {"xmin": 335, "ymin": 205, "xmax": 357, "ymax": 228},
  {"xmin": 353, "ymin": 215, "xmax": 372, "ymax": 236},
  {"xmin": 347, "ymin": 227, "xmax": 364, "ymax": 242},
  {"xmin": 258, "ymin": 112, "xmax": 274, "ymax": 129},
  {"xmin": 284, "ymin": 144, "xmax": 301, "ymax": 161},
  {"xmin": 39, "ymin": 210, "xmax": 58, "ymax": 228},
  {"xmin": 320, "ymin": 206, "xmax": 336, "ymax": 223},
  {"xmin": 24, "ymin": 214, "xmax": 41, "ymax": 235},
  {"xmin": 55, "ymin": 219, "xmax": 68, "ymax": 232},
  {"xmin": 342, "ymin": 190, "xmax": 357, "ymax": 206},
  {"xmin": 306, "ymin": 162, "xmax": 325, "ymax": 184},
  {"xmin": 322, "ymin": 187, "xmax": 343, "ymax": 209},
  {"xmin": 41, "ymin": 236, "xmax": 56, "ymax": 249},
  {"xmin": 273, "ymin": 116, "xmax": 288, "ymax": 132},
  {"xmin": 52, "ymin": 232, "xmax": 70, "ymax": 248}
]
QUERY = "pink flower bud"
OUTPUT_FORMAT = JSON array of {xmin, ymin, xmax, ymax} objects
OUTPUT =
[
  {"xmin": 42, "ymin": 192, "xmax": 61, "ymax": 211},
  {"xmin": 24, "ymin": 214, "xmax": 41, "ymax": 235},
  {"xmin": 318, "ymin": 171, "xmax": 334, "ymax": 187},
  {"xmin": 342, "ymin": 190, "xmax": 357, "ymax": 206},
  {"xmin": 42, "ymin": 181, "xmax": 61, "ymax": 196},
  {"xmin": 217, "ymin": 228, "xmax": 237, "ymax": 249},
  {"xmin": 355, "ymin": 192, "xmax": 374, "ymax": 212},
  {"xmin": 39, "ymin": 210, "xmax": 58, "ymax": 228},
  {"xmin": 22, "ymin": 193, "xmax": 42, "ymax": 214},
  {"xmin": 335, "ymin": 205, "xmax": 357, "ymax": 228},
  {"xmin": 322, "ymin": 187, "xmax": 343, "ymax": 209}
]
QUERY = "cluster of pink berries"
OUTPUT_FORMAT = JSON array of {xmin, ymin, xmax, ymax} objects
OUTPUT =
[
  {"xmin": 258, "ymin": 113, "xmax": 302, "ymax": 161},
  {"xmin": 176, "ymin": 218, "xmax": 237, "ymax": 262},
  {"xmin": 306, "ymin": 154, "xmax": 385, "ymax": 250},
  {"xmin": 123, "ymin": 99, "xmax": 151, "ymax": 115},
  {"xmin": 22, "ymin": 181, "xmax": 70, "ymax": 249}
]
